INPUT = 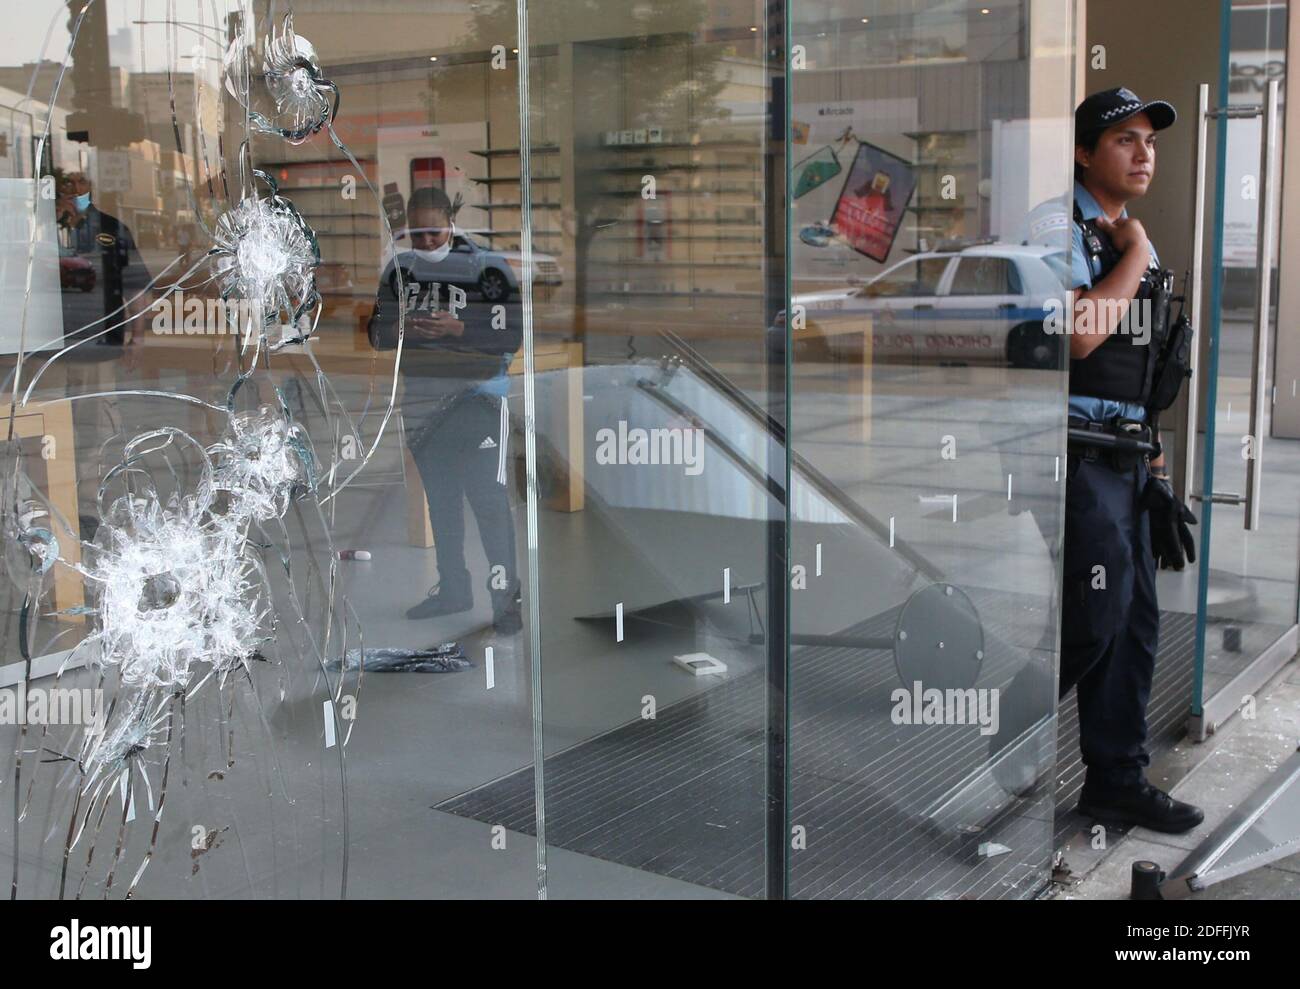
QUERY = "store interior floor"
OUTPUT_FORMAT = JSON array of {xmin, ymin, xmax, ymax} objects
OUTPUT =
[{"xmin": 3, "ymin": 319, "xmax": 1297, "ymax": 898}]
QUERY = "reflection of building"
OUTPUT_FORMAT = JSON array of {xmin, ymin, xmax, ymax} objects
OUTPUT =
[
  {"xmin": 0, "ymin": 57, "xmax": 204, "ymax": 248},
  {"xmin": 0, "ymin": 76, "xmax": 78, "ymax": 176},
  {"xmin": 128, "ymin": 71, "xmax": 222, "ymax": 160},
  {"xmin": 84, "ymin": 141, "xmax": 165, "ymax": 247}
]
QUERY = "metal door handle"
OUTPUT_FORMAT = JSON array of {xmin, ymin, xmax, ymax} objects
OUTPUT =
[
  {"xmin": 1182, "ymin": 84, "xmax": 1210, "ymax": 506},
  {"xmin": 1245, "ymin": 79, "xmax": 1280, "ymax": 531}
]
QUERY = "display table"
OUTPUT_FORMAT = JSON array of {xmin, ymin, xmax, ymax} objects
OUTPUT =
[{"xmin": 0, "ymin": 399, "xmax": 83, "ymax": 618}]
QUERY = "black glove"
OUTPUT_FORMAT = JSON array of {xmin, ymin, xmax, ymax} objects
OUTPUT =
[{"xmin": 1141, "ymin": 474, "xmax": 1198, "ymax": 571}]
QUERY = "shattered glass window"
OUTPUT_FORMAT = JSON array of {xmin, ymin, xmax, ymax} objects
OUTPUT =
[
  {"xmin": 1, "ymin": 0, "xmax": 537, "ymax": 899},
  {"xmin": 4, "ymin": 1, "xmax": 1072, "ymax": 904}
]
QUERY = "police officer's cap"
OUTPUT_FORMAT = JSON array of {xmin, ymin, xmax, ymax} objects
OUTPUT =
[{"xmin": 1076, "ymin": 87, "xmax": 1176, "ymax": 137}]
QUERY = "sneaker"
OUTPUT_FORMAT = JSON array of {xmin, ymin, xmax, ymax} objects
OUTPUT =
[
  {"xmin": 492, "ymin": 608, "xmax": 523, "ymax": 635},
  {"xmin": 490, "ymin": 579, "xmax": 523, "ymax": 635},
  {"xmin": 1077, "ymin": 781, "xmax": 1205, "ymax": 835},
  {"xmin": 405, "ymin": 581, "xmax": 472, "ymax": 620}
]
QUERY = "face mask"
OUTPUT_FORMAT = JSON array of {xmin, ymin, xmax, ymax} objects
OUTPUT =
[
  {"xmin": 74, "ymin": 192, "xmax": 91, "ymax": 212},
  {"xmin": 409, "ymin": 228, "xmax": 453, "ymax": 264}
]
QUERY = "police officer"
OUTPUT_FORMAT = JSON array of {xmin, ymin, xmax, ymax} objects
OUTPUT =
[{"xmin": 1062, "ymin": 88, "xmax": 1201, "ymax": 833}]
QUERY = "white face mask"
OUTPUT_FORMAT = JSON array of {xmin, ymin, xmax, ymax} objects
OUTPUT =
[{"xmin": 408, "ymin": 224, "xmax": 454, "ymax": 264}]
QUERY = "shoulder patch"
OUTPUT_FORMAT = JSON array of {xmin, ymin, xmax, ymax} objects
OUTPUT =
[{"xmin": 1029, "ymin": 213, "xmax": 1070, "ymax": 239}]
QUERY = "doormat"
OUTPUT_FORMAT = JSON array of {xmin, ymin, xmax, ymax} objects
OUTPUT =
[{"xmin": 438, "ymin": 601, "xmax": 1196, "ymax": 899}]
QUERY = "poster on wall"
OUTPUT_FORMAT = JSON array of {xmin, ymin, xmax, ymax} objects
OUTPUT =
[
  {"xmin": 787, "ymin": 98, "xmax": 916, "ymax": 287},
  {"xmin": 829, "ymin": 141, "xmax": 917, "ymax": 263}
]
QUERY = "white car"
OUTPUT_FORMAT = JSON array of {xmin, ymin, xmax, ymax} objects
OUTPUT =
[
  {"xmin": 385, "ymin": 230, "xmax": 562, "ymax": 304},
  {"xmin": 788, "ymin": 242, "xmax": 1072, "ymax": 369}
]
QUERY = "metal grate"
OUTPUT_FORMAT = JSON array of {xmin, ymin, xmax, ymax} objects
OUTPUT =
[{"xmin": 440, "ymin": 604, "xmax": 1197, "ymax": 898}]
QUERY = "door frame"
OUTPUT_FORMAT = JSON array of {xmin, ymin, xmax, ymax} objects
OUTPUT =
[
  {"xmin": 1076, "ymin": 0, "xmax": 1300, "ymax": 739},
  {"xmin": 1189, "ymin": 0, "xmax": 1300, "ymax": 740}
]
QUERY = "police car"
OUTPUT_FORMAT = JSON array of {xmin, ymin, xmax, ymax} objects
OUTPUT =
[{"xmin": 787, "ymin": 241, "xmax": 1070, "ymax": 369}]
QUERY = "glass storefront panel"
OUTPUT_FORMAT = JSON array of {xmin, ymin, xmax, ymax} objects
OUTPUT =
[
  {"xmin": 0, "ymin": 0, "xmax": 1100, "ymax": 901},
  {"xmin": 786, "ymin": 0, "xmax": 1075, "ymax": 898},
  {"xmin": 1, "ymin": 0, "xmax": 539, "ymax": 899},
  {"xmin": 1194, "ymin": 0, "xmax": 1298, "ymax": 710},
  {"xmin": 516, "ymin": 1, "xmax": 783, "ymax": 899}
]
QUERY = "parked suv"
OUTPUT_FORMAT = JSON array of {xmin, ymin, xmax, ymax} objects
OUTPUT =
[{"xmin": 389, "ymin": 231, "xmax": 562, "ymax": 304}]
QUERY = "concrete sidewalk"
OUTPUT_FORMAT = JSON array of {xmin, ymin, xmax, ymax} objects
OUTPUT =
[{"xmin": 1057, "ymin": 657, "xmax": 1300, "ymax": 900}]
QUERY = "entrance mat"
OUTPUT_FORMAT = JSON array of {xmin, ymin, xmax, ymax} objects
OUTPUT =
[{"xmin": 438, "ymin": 599, "xmax": 1196, "ymax": 899}]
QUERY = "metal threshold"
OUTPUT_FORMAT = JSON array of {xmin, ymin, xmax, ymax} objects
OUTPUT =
[{"xmin": 1158, "ymin": 745, "xmax": 1300, "ymax": 898}]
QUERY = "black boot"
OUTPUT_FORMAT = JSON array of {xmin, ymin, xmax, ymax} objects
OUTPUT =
[
  {"xmin": 1077, "ymin": 780, "xmax": 1204, "ymax": 834},
  {"xmin": 405, "ymin": 573, "xmax": 473, "ymax": 620}
]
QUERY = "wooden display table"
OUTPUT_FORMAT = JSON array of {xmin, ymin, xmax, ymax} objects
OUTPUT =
[
  {"xmin": 404, "ymin": 340, "xmax": 584, "ymax": 548},
  {"xmin": 0, "ymin": 400, "xmax": 83, "ymax": 618}
]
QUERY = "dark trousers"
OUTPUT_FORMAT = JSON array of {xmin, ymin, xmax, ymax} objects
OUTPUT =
[
  {"xmin": 1060, "ymin": 452, "xmax": 1159, "ymax": 789},
  {"xmin": 407, "ymin": 391, "xmax": 517, "ymax": 597}
]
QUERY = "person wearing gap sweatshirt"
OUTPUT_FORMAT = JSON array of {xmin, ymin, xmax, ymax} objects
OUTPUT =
[{"xmin": 368, "ymin": 185, "xmax": 522, "ymax": 633}]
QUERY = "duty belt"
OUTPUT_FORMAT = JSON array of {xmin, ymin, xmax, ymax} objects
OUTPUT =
[{"xmin": 1067, "ymin": 416, "xmax": 1156, "ymax": 472}]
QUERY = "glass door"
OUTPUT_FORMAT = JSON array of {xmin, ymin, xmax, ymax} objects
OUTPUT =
[
  {"xmin": 515, "ymin": 0, "xmax": 785, "ymax": 899},
  {"xmin": 1191, "ymin": 0, "xmax": 1298, "ymax": 734},
  {"xmin": 785, "ymin": 0, "xmax": 1076, "ymax": 898}
]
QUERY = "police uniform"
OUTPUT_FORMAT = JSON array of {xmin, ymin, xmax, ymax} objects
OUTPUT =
[
  {"xmin": 1062, "ymin": 178, "xmax": 1162, "ymax": 789},
  {"xmin": 1062, "ymin": 89, "xmax": 1201, "ymax": 833}
]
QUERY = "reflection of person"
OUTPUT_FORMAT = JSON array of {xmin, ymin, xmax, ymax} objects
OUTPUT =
[
  {"xmin": 1058, "ymin": 88, "xmax": 1201, "ymax": 833},
  {"xmin": 368, "ymin": 186, "xmax": 522, "ymax": 633},
  {"xmin": 55, "ymin": 172, "xmax": 152, "ymax": 347},
  {"xmin": 55, "ymin": 172, "xmax": 156, "ymax": 524}
]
